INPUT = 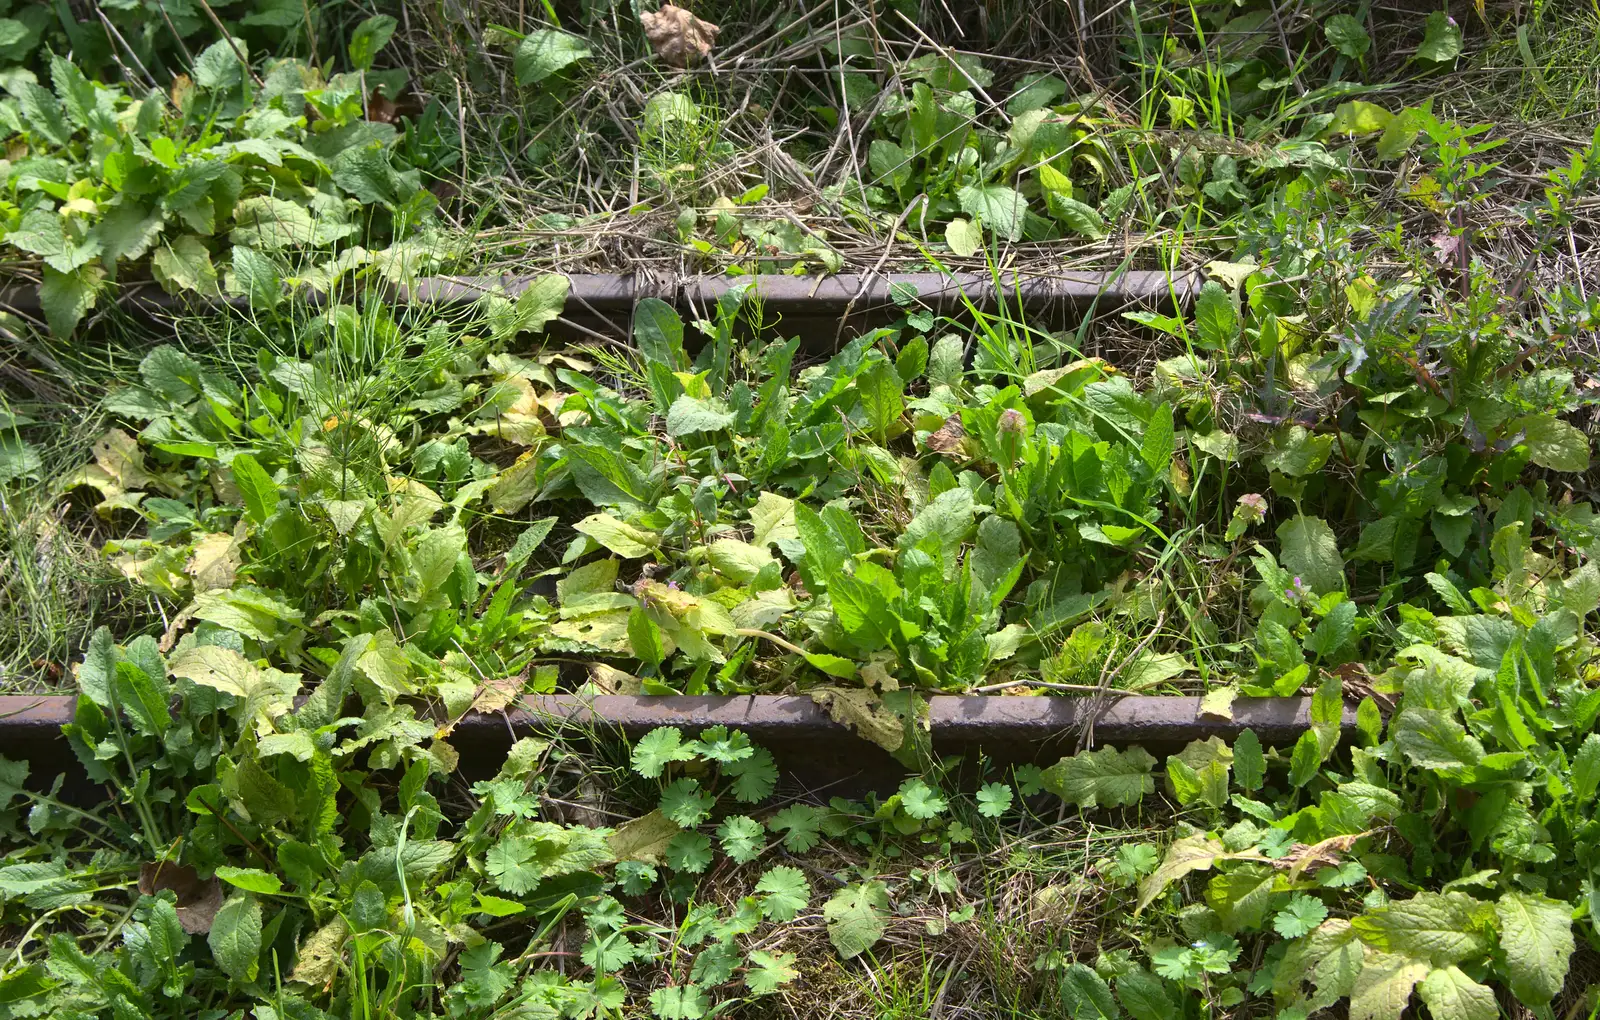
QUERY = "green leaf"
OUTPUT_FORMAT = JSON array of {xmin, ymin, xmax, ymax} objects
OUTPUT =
[
  {"xmin": 194, "ymin": 38, "xmax": 249, "ymax": 90},
  {"xmin": 39, "ymin": 265, "xmax": 105, "ymax": 337},
  {"xmin": 1262, "ymin": 425, "xmax": 1334, "ymax": 477},
  {"xmin": 1061, "ymin": 963, "xmax": 1120, "ymax": 1019},
  {"xmin": 8, "ymin": 210, "xmax": 99, "ymax": 274},
  {"xmin": 755, "ymin": 865, "xmax": 811, "ymax": 921},
  {"xmin": 1514, "ymin": 414, "xmax": 1590, "ymax": 472},
  {"xmin": 228, "ymin": 246, "xmax": 281, "ymax": 308},
  {"xmin": 945, "ymin": 217, "xmax": 982, "ymax": 256},
  {"xmin": 665, "ymin": 395, "xmax": 736, "ymax": 436},
  {"xmin": 1042, "ymin": 746, "xmax": 1157, "ymax": 810},
  {"xmin": 1287, "ymin": 729, "xmax": 1321, "ymax": 787},
  {"xmin": 766, "ymin": 805, "xmax": 822, "ymax": 852},
  {"xmin": 1192, "ymin": 281, "xmax": 1237, "ymax": 351},
  {"xmin": 1573, "ymin": 733, "xmax": 1600, "ymax": 804},
  {"xmin": 664, "ymin": 831, "xmax": 713, "ymax": 873},
  {"xmin": 976, "ymin": 782, "xmax": 1013, "ymax": 818},
  {"xmin": 1495, "ymin": 891, "xmax": 1573, "ymax": 1004},
  {"xmin": 897, "ymin": 778, "xmax": 947, "ymax": 820},
  {"xmin": 1352, "ymin": 891, "xmax": 1492, "ymax": 966},
  {"xmin": 1325, "ymin": 14, "xmax": 1371, "ymax": 59},
  {"xmin": 631, "ymin": 727, "xmax": 697, "ymax": 778},
  {"xmin": 348, "ymin": 14, "xmax": 397, "ymax": 71},
  {"xmin": 230, "ymin": 454, "xmax": 279, "ymax": 524},
  {"xmin": 1232, "ymin": 729, "xmax": 1264, "ymax": 791},
  {"xmin": 1277, "ymin": 515, "xmax": 1344, "ymax": 594},
  {"xmin": 214, "ymin": 866, "xmax": 283, "ymax": 895},
  {"xmin": 1273, "ymin": 894, "xmax": 1329, "ymax": 937},
  {"xmin": 956, "ymin": 184, "xmax": 1028, "ymax": 241},
  {"xmin": 515, "ymin": 30, "xmax": 593, "ymax": 86},
  {"xmin": 208, "ymin": 894, "xmax": 262, "ymax": 982},
  {"xmin": 824, "ymin": 881, "xmax": 889, "ymax": 959},
  {"xmin": 1306, "ymin": 599, "xmax": 1358, "ymax": 659},
  {"xmin": 230, "ymin": 196, "xmax": 318, "ymax": 250},
  {"xmin": 744, "ymin": 950, "xmax": 799, "ymax": 995},
  {"xmin": 90, "ymin": 203, "xmax": 165, "ymax": 265},
  {"xmin": 574, "ymin": 513, "xmax": 659, "ymax": 558},
  {"xmin": 151, "ymin": 235, "xmax": 219, "ymax": 297},
  {"xmin": 1417, "ymin": 966, "xmax": 1497, "ymax": 1020},
  {"xmin": 648, "ymin": 984, "xmax": 708, "ymax": 1019},
  {"xmin": 1349, "ymin": 951, "xmax": 1428, "ymax": 1020},
  {"xmin": 1115, "ymin": 968, "xmax": 1178, "ymax": 1020},
  {"xmin": 1417, "ymin": 10, "xmax": 1462, "ymax": 62},
  {"xmin": 1140, "ymin": 402, "xmax": 1175, "ymax": 476},
  {"xmin": 12, "ymin": 80, "xmax": 70, "ymax": 145},
  {"xmin": 857, "ymin": 358, "xmax": 905, "ymax": 443},
  {"xmin": 716, "ymin": 815, "xmax": 766, "ymax": 863},
  {"xmin": 1391, "ymin": 706, "xmax": 1483, "ymax": 770},
  {"xmin": 1136, "ymin": 834, "xmax": 1227, "ymax": 912}
]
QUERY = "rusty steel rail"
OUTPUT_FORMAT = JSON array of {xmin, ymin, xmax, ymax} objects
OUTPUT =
[
  {"xmin": 0, "ymin": 269, "xmax": 1198, "ymax": 344},
  {"xmin": 3, "ymin": 693, "xmax": 1351, "ymax": 793}
]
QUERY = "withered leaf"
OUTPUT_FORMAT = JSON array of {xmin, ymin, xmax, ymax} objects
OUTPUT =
[
  {"xmin": 640, "ymin": 4, "xmax": 719, "ymax": 67},
  {"xmin": 139, "ymin": 861, "xmax": 224, "ymax": 934},
  {"xmin": 925, "ymin": 414, "xmax": 966, "ymax": 455}
]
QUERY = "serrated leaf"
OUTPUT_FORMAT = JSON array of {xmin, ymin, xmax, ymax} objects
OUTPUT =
[
  {"xmin": 1494, "ymin": 891, "xmax": 1573, "ymax": 1004},
  {"xmin": 1417, "ymin": 966, "xmax": 1497, "ymax": 1020},
  {"xmin": 665, "ymin": 395, "xmax": 736, "ymax": 436},
  {"xmin": 755, "ymin": 865, "xmax": 811, "ymax": 921},
  {"xmin": 956, "ymin": 183, "xmax": 1027, "ymax": 241},
  {"xmin": 1232, "ymin": 729, "xmax": 1264, "ymax": 791},
  {"xmin": 1351, "ymin": 892, "xmax": 1491, "ymax": 966},
  {"xmin": 515, "ymin": 30, "xmax": 592, "ymax": 86},
  {"xmin": 744, "ymin": 949, "xmax": 799, "ymax": 994},
  {"xmin": 1277, "ymin": 514, "xmax": 1344, "ymax": 594},
  {"xmin": 1349, "ymin": 950, "xmax": 1428, "ymax": 1020},
  {"xmin": 574, "ymin": 513, "xmax": 659, "ymax": 558},
  {"xmin": 1042, "ymin": 746, "xmax": 1157, "ymax": 810},
  {"xmin": 208, "ymin": 894, "xmax": 262, "ymax": 982},
  {"xmin": 1514, "ymin": 414, "xmax": 1590, "ymax": 472},
  {"xmin": 1193, "ymin": 281, "xmax": 1237, "ymax": 351},
  {"xmin": 824, "ymin": 881, "xmax": 889, "ymax": 959},
  {"xmin": 631, "ymin": 727, "xmax": 697, "ymax": 778}
]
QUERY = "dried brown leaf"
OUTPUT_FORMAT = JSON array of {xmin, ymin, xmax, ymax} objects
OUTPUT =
[
  {"xmin": 925, "ymin": 415, "xmax": 966, "ymax": 455},
  {"xmin": 640, "ymin": 4, "xmax": 719, "ymax": 67},
  {"xmin": 139, "ymin": 861, "xmax": 224, "ymax": 933}
]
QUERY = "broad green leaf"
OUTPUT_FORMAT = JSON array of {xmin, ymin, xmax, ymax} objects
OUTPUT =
[
  {"xmin": 1326, "ymin": 100, "xmax": 1392, "ymax": 136},
  {"xmin": 230, "ymin": 454, "xmax": 278, "ymax": 524},
  {"xmin": 1136, "ymin": 834, "xmax": 1228, "ymax": 912},
  {"xmin": 945, "ymin": 217, "xmax": 981, "ymax": 257},
  {"xmin": 1514, "ymin": 414, "xmax": 1590, "ymax": 472},
  {"xmin": 1417, "ymin": 966, "xmax": 1497, "ymax": 1020},
  {"xmin": 151, "ymin": 235, "xmax": 219, "ymax": 296},
  {"xmin": 1325, "ymin": 14, "xmax": 1371, "ymax": 59},
  {"xmin": 824, "ymin": 881, "xmax": 889, "ymax": 959},
  {"xmin": 956, "ymin": 183, "xmax": 1028, "ymax": 241},
  {"xmin": 1262, "ymin": 426, "xmax": 1334, "ymax": 476},
  {"xmin": 1574, "ymin": 733, "xmax": 1600, "ymax": 804},
  {"xmin": 1277, "ymin": 515, "xmax": 1344, "ymax": 594},
  {"xmin": 348, "ymin": 14, "xmax": 397, "ymax": 71},
  {"xmin": 1417, "ymin": 11, "xmax": 1462, "ymax": 62},
  {"xmin": 194, "ymin": 38, "xmax": 249, "ymax": 90},
  {"xmin": 1140, "ymin": 402, "xmax": 1175, "ymax": 475},
  {"xmin": 1494, "ymin": 891, "xmax": 1573, "ymax": 1004},
  {"xmin": 214, "ymin": 866, "xmax": 283, "ymax": 895},
  {"xmin": 1206, "ymin": 864, "xmax": 1276, "ymax": 932},
  {"xmin": 90, "ymin": 203, "xmax": 165, "ymax": 265},
  {"xmin": 574, "ymin": 513, "xmax": 659, "ymax": 558},
  {"xmin": 1232, "ymin": 728, "xmax": 1264, "ymax": 791},
  {"xmin": 706, "ymin": 538, "xmax": 773, "ymax": 582},
  {"xmin": 744, "ymin": 949, "xmax": 799, "ymax": 995},
  {"xmin": 665, "ymin": 395, "xmax": 736, "ymax": 436},
  {"xmin": 208, "ymin": 894, "xmax": 262, "ymax": 982},
  {"xmin": 1060, "ymin": 963, "xmax": 1119, "ymax": 1019},
  {"xmin": 1115, "ymin": 968, "xmax": 1176, "ymax": 1020},
  {"xmin": 40, "ymin": 265, "xmax": 105, "ymax": 336},
  {"xmin": 1043, "ymin": 746, "xmax": 1157, "ymax": 810},
  {"xmin": 1348, "ymin": 950, "xmax": 1428, "ymax": 1020},
  {"xmin": 857, "ymin": 358, "xmax": 904, "ymax": 443},
  {"xmin": 1351, "ymin": 891, "xmax": 1492, "ymax": 965},
  {"xmin": 228, "ymin": 246, "xmax": 281, "ymax": 308},
  {"xmin": 1391, "ymin": 706, "xmax": 1483, "ymax": 770},
  {"xmin": 1193, "ymin": 281, "xmax": 1237, "ymax": 351},
  {"xmin": 515, "ymin": 30, "xmax": 593, "ymax": 86}
]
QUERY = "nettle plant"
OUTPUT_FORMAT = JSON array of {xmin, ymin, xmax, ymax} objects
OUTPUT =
[{"xmin": 0, "ymin": 22, "xmax": 439, "ymax": 334}]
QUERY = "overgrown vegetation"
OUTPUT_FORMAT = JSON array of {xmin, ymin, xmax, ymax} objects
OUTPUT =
[{"xmin": 1, "ymin": 1, "xmax": 1598, "ymax": 1018}]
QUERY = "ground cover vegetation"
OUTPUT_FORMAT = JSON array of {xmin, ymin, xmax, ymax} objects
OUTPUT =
[{"xmin": 1, "ymin": 0, "xmax": 1599, "ymax": 1018}]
